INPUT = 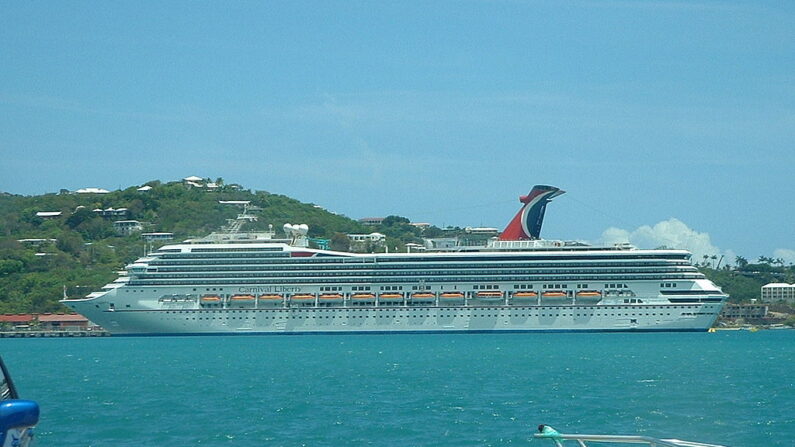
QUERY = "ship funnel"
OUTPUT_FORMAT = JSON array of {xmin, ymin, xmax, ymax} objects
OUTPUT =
[{"xmin": 499, "ymin": 185, "xmax": 565, "ymax": 240}]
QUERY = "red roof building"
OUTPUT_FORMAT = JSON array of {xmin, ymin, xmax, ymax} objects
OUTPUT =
[
  {"xmin": 37, "ymin": 313, "xmax": 90, "ymax": 330},
  {"xmin": 0, "ymin": 314, "xmax": 35, "ymax": 324},
  {"xmin": 0, "ymin": 313, "xmax": 93, "ymax": 331}
]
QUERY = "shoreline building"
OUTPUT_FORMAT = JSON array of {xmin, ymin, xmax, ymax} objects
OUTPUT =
[
  {"xmin": 0, "ymin": 313, "xmax": 93, "ymax": 331},
  {"xmin": 348, "ymin": 232, "xmax": 386, "ymax": 252},
  {"xmin": 761, "ymin": 283, "xmax": 795, "ymax": 303},
  {"xmin": 719, "ymin": 303, "xmax": 768, "ymax": 321},
  {"xmin": 142, "ymin": 232, "xmax": 174, "ymax": 242},
  {"xmin": 358, "ymin": 217, "xmax": 385, "ymax": 226},
  {"xmin": 113, "ymin": 220, "xmax": 143, "ymax": 235},
  {"xmin": 94, "ymin": 207, "xmax": 128, "ymax": 219},
  {"xmin": 75, "ymin": 187, "xmax": 110, "ymax": 194}
]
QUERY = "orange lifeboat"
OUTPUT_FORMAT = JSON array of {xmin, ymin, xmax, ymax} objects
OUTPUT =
[
  {"xmin": 379, "ymin": 293, "xmax": 403, "ymax": 299},
  {"xmin": 410, "ymin": 292, "xmax": 435, "ymax": 300},
  {"xmin": 291, "ymin": 294, "xmax": 315, "ymax": 301},
  {"xmin": 513, "ymin": 291, "xmax": 537, "ymax": 298},
  {"xmin": 230, "ymin": 294, "xmax": 255, "ymax": 301},
  {"xmin": 319, "ymin": 293, "xmax": 344, "ymax": 303},
  {"xmin": 575, "ymin": 290, "xmax": 603, "ymax": 303},
  {"xmin": 576, "ymin": 291, "xmax": 602, "ymax": 297},
  {"xmin": 200, "ymin": 295, "xmax": 221, "ymax": 303},
  {"xmin": 351, "ymin": 293, "xmax": 376, "ymax": 300},
  {"xmin": 439, "ymin": 292, "xmax": 464, "ymax": 299},
  {"xmin": 542, "ymin": 291, "xmax": 567, "ymax": 297}
]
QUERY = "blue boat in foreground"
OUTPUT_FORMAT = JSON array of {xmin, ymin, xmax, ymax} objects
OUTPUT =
[{"xmin": 0, "ymin": 356, "xmax": 39, "ymax": 447}]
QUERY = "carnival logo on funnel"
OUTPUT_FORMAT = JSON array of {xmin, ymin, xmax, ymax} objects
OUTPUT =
[{"xmin": 498, "ymin": 185, "xmax": 565, "ymax": 240}]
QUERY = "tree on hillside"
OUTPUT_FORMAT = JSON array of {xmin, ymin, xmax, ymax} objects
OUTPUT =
[
  {"xmin": 66, "ymin": 207, "xmax": 93, "ymax": 229},
  {"xmin": 382, "ymin": 215, "xmax": 410, "ymax": 226},
  {"xmin": 127, "ymin": 199, "xmax": 145, "ymax": 219},
  {"xmin": 75, "ymin": 217, "xmax": 114, "ymax": 241},
  {"xmin": 56, "ymin": 232, "xmax": 84, "ymax": 256},
  {"xmin": 379, "ymin": 215, "xmax": 420, "ymax": 240},
  {"xmin": 330, "ymin": 233, "xmax": 350, "ymax": 252},
  {"xmin": 0, "ymin": 259, "xmax": 23, "ymax": 276},
  {"xmin": 422, "ymin": 226, "xmax": 444, "ymax": 238}
]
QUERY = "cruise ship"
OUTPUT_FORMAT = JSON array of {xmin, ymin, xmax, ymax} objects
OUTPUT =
[{"xmin": 62, "ymin": 186, "xmax": 727, "ymax": 335}]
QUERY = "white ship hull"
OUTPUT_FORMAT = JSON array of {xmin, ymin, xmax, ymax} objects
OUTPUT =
[
  {"xmin": 66, "ymin": 297, "xmax": 721, "ymax": 335},
  {"xmin": 62, "ymin": 186, "xmax": 727, "ymax": 335}
]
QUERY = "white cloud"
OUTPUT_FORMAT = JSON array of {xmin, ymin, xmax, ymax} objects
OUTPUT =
[
  {"xmin": 773, "ymin": 249, "xmax": 795, "ymax": 265},
  {"xmin": 600, "ymin": 218, "xmax": 734, "ymax": 266}
]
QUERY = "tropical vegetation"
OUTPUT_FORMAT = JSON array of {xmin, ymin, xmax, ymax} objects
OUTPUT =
[
  {"xmin": 0, "ymin": 179, "xmax": 369, "ymax": 313},
  {"xmin": 1, "ymin": 178, "xmax": 792, "ymax": 317}
]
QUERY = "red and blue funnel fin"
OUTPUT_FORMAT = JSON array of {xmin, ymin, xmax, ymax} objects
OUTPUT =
[{"xmin": 498, "ymin": 185, "xmax": 565, "ymax": 240}]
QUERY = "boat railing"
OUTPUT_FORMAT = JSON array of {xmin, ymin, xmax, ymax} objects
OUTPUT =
[{"xmin": 533, "ymin": 429, "xmax": 727, "ymax": 447}]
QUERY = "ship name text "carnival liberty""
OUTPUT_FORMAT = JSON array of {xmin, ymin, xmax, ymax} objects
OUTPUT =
[{"xmin": 237, "ymin": 286, "xmax": 302, "ymax": 293}]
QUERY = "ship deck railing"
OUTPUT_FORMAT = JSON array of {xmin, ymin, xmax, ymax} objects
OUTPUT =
[{"xmin": 533, "ymin": 431, "xmax": 728, "ymax": 447}]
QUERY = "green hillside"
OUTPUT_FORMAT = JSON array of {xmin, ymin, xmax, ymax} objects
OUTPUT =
[
  {"xmin": 0, "ymin": 179, "xmax": 368, "ymax": 313},
  {"xmin": 1, "ymin": 178, "xmax": 792, "ymax": 315}
]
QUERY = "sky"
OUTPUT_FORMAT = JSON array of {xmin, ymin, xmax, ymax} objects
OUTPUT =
[{"xmin": 1, "ymin": 1, "xmax": 793, "ymax": 263}]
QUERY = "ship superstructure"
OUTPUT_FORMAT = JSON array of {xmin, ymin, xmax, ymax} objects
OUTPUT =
[{"xmin": 62, "ymin": 186, "xmax": 726, "ymax": 335}]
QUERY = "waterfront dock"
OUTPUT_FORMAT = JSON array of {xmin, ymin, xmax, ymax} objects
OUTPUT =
[{"xmin": 0, "ymin": 330, "xmax": 110, "ymax": 338}]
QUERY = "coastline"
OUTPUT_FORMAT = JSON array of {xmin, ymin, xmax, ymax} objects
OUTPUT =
[{"xmin": 0, "ymin": 330, "xmax": 109, "ymax": 338}]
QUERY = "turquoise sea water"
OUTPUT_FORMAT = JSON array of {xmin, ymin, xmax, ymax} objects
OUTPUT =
[{"xmin": 2, "ymin": 331, "xmax": 793, "ymax": 446}]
